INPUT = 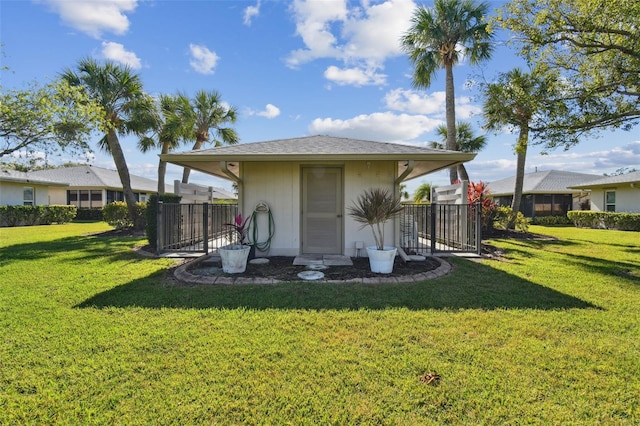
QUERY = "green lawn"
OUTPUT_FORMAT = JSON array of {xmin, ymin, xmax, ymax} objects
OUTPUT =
[{"xmin": 0, "ymin": 223, "xmax": 638, "ymax": 424}]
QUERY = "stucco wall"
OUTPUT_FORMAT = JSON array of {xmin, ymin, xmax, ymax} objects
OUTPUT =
[
  {"xmin": 240, "ymin": 160, "xmax": 398, "ymax": 256},
  {"xmin": 590, "ymin": 186, "xmax": 640, "ymax": 212},
  {"xmin": 0, "ymin": 182, "xmax": 51, "ymax": 206},
  {"xmin": 48, "ymin": 187, "xmax": 67, "ymax": 205}
]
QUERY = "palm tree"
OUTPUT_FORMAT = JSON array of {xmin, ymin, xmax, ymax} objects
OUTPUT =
[
  {"xmin": 413, "ymin": 182, "xmax": 433, "ymax": 203},
  {"xmin": 61, "ymin": 58, "xmax": 156, "ymax": 228},
  {"xmin": 482, "ymin": 68, "xmax": 556, "ymax": 228},
  {"xmin": 402, "ymin": 0, "xmax": 493, "ymax": 184},
  {"xmin": 138, "ymin": 93, "xmax": 190, "ymax": 193},
  {"xmin": 431, "ymin": 121, "xmax": 487, "ymax": 181},
  {"xmin": 176, "ymin": 90, "xmax": 239, "ymax": 184}
]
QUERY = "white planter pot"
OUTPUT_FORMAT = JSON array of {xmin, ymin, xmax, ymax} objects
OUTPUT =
[
  {"xmin": 366, "ymin": 246, "xmax": 397, "ymax": 274},
  {"xmin": 219, "ymin": 244, "xmax": 251, "ymax": 274}
]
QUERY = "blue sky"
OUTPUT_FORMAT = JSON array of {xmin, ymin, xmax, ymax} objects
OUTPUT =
[{"xmin": 2, "ymin": 0, "xmax": 639, "ymax": 195}]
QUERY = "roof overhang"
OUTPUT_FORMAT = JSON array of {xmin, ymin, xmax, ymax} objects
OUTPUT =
[{"xmin": 161, "ymin": 151, "xmax": 476, "ymax": 182}]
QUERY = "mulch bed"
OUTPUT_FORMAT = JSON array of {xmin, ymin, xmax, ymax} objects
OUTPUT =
[{"xmin": 188, "ymin": 255, "xmax": 443, "ymax": 282}]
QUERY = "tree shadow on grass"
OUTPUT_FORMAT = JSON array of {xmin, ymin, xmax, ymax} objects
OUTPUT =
[{"xmin": 76, "ymin": 258, "xmax": 599, "ymax": 311}]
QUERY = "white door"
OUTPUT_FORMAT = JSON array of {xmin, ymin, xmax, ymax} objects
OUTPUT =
[{"xmin": 301, "ymin": 167, "xmax": 343, "ymax": 254}]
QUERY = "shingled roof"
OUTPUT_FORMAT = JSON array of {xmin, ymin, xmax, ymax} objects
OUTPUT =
[
  {"xmin": 486, "ymin": 170, "xmax": 601, "ymax": 196},
  {"xmin": 161, "ymin": 135, "xmax": 476, "ymax": 182},
  {"xmin": 27, "ymin": 165, "xmax": 167, "ymax": 193},
  {"xmin": 0, "ymin": 169, "xmax": 69, "ymax": 186},
  {"xmin": 570, "ymin": 170, "xmax": 640, "ymax": 189}
]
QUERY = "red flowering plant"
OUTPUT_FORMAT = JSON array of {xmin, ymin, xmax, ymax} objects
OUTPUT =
[
  {"xmin": 466, "ymin": 181, "xmax": 497, "ymax": 232},
  {"xmin": 225, "ymin": 213, "xmax": 251, "ymax": 245}
]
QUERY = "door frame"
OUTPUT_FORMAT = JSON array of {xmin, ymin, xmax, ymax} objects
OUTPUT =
[{"xmin": 300, "ymin": 165, "xmax": 344, "ymax": 255}]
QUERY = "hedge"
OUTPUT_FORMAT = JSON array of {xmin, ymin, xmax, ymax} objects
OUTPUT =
[
  {"xmin": 567, "ymin": 211, "xmax": 640, "ymax": 231},
  {"xmin": 75, "ymin": 209, "xmax": 104, "ymax": 222},
  {"xmin": 102, "ymin": 201, "xmax": 148, "ymax": 230},
  {"xmin": 0, "ymin": 205, "xmax": 77, "ymax": 227},
  {"xmin": 145, "ymin": 194, "xmax": 182, "ymax": 250},
  {"xmin": 531, "ymin": 215, "xmax": 573, "ymax": 226}
]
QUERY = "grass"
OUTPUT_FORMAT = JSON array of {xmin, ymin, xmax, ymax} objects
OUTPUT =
[{"xmin": 0, "ymin": 223, "xmax": 638, "ymax": 424}]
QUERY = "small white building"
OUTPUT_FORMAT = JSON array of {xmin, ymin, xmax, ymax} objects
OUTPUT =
[
  {"xmin": 162, "ymin": 135, "xmax": 475, "ymax": 257},
  {"xmin": 0, "ymin": 169, "xmax": 68, "ymax": 206},
  {"xmin": 571, "ymin": 171, "xmax": 640, "ymax": 212}
]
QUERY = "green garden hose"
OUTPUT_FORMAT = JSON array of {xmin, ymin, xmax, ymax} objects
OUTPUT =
[{"xmin": 250, "ymin": 202, "xmax": 275, "ymax": 253}]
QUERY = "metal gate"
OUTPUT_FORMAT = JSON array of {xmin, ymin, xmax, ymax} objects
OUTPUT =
[
  {"xmin": 157, "ymin": 202, "xmax": 237, "ymax": 254},
  {"xmin": 400, "ymin": 202, "xmax": 482, "ymax": 255}
]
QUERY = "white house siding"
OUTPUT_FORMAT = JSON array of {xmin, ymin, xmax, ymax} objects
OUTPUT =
[
  {"xmin": 343, "ymin": 160, "xmax": 397, "ymax": 257},
  {"xmin": 241, "ymin": 160, "xmax": 398, "ymax": 257},
  {"xmin": 47, "ymin": 187, "xmax": 68, "ymax": 205},
  {"xmin": 589, "ymin": 187, "xmax": 640, "ymax": 212},
  {"xmin": 0, "ymin": 181, "xmax": 50, "ymax": 206}
]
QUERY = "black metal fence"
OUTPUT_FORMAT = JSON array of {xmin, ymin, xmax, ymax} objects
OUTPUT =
[
  {"xmin": 400, "ymin": 203, "xmax": 482, "ymax": 255},
  {"xmin": 157, "ymin": 202, "xmax": 237, "ymax": 254},
  {"xmin": 157, "ymin": 202, "xmax": 481, "ymax": 256}
]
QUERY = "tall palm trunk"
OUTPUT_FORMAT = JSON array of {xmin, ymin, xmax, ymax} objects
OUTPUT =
[
  {"xmin": 457, "ymin": 163, "xmax": 470, "ymax": 182},
  {"xmin": 445, "ymin": 62, "xmax": 458, "ymax": 183},
  {"xmin": 181, "ymin": 137, "xmax": 205, "ymax": 184},
  {"xmin": 157, "ymin": 141, "xmax": 171, "ymax": 194},
  {"xmin": 106, "ymin": 128, "xmax": 138, "ymax": 226},
  {"xmin": 509, "ymin": 126, "xmax": 529, "ymax": 229}
]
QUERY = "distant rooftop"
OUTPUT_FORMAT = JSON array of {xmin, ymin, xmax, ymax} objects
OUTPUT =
[
  {"xmin": 486, "ymin": 170, "xmax": 601, "ymax": 196},
  {"xmin": 27, "ymin": 165, "xmax": 170, "ymax": 193}
]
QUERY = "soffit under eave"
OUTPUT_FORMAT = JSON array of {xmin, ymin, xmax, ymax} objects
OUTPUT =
[{"xmin": 163, "ymin": 155, "xmax": 475, "ymax": 182}]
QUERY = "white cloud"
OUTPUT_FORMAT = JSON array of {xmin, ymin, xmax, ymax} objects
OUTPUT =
[
  {"xmin": 324, "ymin": 65, "xmax": 386, "ymax": 86},
  {"xmin": 384, "ymin": 88, "xmax": 481, "ymax": 119},
  {"xmin": 100, "ymin": 41, "xmax": 142, "ymax": 69},
  {"xmin": 309, "ymin": 111, "xmax": 442, "ymax": 141},
  {"xmin": 249, "ymin": 104, "xmax": 281, "ymax": 119},
  {"xmin": 286, "ymin": 0, "xmax": 415, "ymax": 86},
  {"xmin": 243, "ymin": 1, "xmax": 261, "ymax": 26},
  {"xmin": 188, "ymin": 44, "xmax": 219, "ymax": 75},
  {"xmin": 39, "ymin": 0, "xmax": 137, "ymax": 38}
]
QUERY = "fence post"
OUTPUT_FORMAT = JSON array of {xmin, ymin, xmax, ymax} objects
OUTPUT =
[
  {"xmin": 476, "ymin": 200, "xmax": 483, "ymax": 256},
  {"xmin": 156, "ymin": 200, "xmax": 163, "ymax": 256},
  {"xmin": 430, "ymin": 203, "xmax": 437, "ymax": 254},
  {"xmin": 203, "ymin": 202, "xmax": 209, "ymax": 254}
]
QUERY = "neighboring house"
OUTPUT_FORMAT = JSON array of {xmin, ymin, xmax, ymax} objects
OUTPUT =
[
  {"xmin": 570, "ymin": 171, "xmax": 640, "ymax": 212},
  {"xmin": 25, "ymin": 165, "xmax": 172, "ymax": 209},
  {"xmin": 173, "ymin": 181, "xmax": 237, "ymax": 203},
  {"xmin": 485, "ymin": 170, "xmax": 599, "ymax": 217},
  {"xmin": 161, "ymin": 135, "xmax": 475, "ymax": 257},
  {"xmin": 0, "ymin": 169, "xmax": 69, "ymax": 206}
]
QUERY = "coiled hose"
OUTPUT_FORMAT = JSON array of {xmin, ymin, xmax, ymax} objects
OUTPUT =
[{"xmin": 250, "ymin": 202, "xmax": 275, "ymax": 253}]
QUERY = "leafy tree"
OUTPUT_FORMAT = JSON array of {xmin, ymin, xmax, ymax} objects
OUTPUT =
[
  {"xmin": 481, "ymin": 68, "xmax": 559, "ymax": 228},
  {"xmin": 413, "ymin": 182, "xmax": 433, "ymax": 203},
  {"xmin": 497, "ymin": 0, "xmax": 640, "ymax": 147},
  {"xmin": 1, "ymin": 79, "xmax": 102, "ymax": 159},
  {"xmin": 174, "ymin": 90, "xmax": 239, "ymax": 184},
  {"xmin": 61, "ymin": 58, "xmax": 156, "ymax": 229},
  {"xmin": 430, "ymin": 121, "xmax": 487, "ymax": 181},
  {"xmin": 402, "ymin": 0, "xmax": 494, "ymax": 183}
]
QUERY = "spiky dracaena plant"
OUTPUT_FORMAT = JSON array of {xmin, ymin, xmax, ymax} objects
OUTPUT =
[{"xmin": 348, "ymin": 188, "xmax": 404, "ymax": 250}]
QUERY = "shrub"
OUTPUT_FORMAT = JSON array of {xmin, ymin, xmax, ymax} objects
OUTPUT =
[
  {"xmin": 494, "ymin": 205, "xmax": 530, "ymax": 232},
  {"xmin": 102, "ymin": 201, "xmax": 148, "ymax": 229},
  {"xmin": 567, "ymin": 211, "xmax": 640, "ymax": 231},
  {"xmin": 145, "ymin": 194, "xmax": 182, "ymax": 250},
  {"xmin": 42, "ymin": 205, "xmax": 77, "ymax": 224},
  {"xmin": 74, "ymin": 209, "xmax": 103, "ymax": 222},
  {"xmin": 466, "ymin": 181, "xmax": 497, "ymax": 233},
  {"xmin": 531, "ymin": 215, "xmax": 572, "ymax": 226},
  {"xmin": 0, "ymin": 205, "xmax": 77, "ymax": 227}
]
